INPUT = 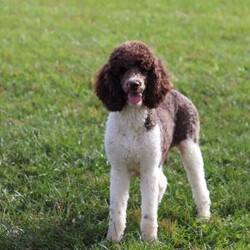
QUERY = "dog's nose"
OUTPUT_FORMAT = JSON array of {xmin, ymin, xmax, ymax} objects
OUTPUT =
[{"xmin": 128, "ymin": 81, "xmax": 140, "ymax": 90}]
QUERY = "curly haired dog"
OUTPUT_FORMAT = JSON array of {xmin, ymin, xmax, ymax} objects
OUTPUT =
[{"xmin": 95, "ymin": 41, "xmax": 211, "ymax": 242}]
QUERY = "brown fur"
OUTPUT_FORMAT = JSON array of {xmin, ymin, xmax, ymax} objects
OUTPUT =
[{"xmin": 156, "ymin": 90, "xmax": 199, "ymax": 163}]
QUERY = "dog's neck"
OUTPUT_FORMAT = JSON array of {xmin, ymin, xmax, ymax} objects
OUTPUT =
[{"xmin": 112, "ymin": 104, "xmax": 156, "ymax": 131}]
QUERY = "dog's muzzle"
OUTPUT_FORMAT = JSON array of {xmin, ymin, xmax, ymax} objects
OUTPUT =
[
  {"xmin": 127, "ymin": 81, "xmax": 143, "ymax": 105},
  {"xmin": 127, "ymin": 80, "xmax": 141, "ymax": 91}
]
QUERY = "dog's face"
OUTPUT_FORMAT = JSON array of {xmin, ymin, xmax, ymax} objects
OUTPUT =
[{"xmin": 121, "ymin": 67, "xmax": 147, "ymax": 106}]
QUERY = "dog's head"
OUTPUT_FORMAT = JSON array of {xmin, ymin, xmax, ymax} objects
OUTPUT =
[{"xmin": 95, "ymin": 41, "xmax": 173, "ymax": 111}]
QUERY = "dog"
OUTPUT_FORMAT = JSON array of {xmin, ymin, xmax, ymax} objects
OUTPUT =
[{"xmin": 94, "ymin": 41, "xmax": 211, "ymax": 242}]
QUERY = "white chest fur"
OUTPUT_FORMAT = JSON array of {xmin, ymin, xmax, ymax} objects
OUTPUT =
[{"xmin": 104, "ymin": 107, "xmax": 162, "ymax": 174}]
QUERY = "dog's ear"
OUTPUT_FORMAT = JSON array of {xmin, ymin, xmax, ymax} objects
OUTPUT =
[
  {"xmin": 95, "ymin": 63, "xmax": 127, "ymax": 111},
  {"xmin": 144, "ymin": 58, "xmax": 173, "ymax": 109}
]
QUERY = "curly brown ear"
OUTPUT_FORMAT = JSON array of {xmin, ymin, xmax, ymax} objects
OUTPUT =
[
  {"xmin": 94, "ymin": 63, "xmax": 127, "ymax": 111},
  {"xmin": 144, "ymin": 58, "xmax": 173, "ymax": 109}
]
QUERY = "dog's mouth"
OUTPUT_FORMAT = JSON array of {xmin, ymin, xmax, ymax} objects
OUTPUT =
[{"xmin": 127, "ymin": 93, "xmax": 143, "ymax": 105}]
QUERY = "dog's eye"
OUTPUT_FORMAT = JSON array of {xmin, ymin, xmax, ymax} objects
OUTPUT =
[
  {"xmin": 119, "ymin": 67, "xmax": 127, "ymax": 75},
  {"xmin": 141, "ymin": 69, "xmax": 148, "ymax": 75}
]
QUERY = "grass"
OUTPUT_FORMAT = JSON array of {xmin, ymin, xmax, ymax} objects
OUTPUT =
[{"xmin": 0, "ymin": 0, "xmax": 249, "ymax": 249}]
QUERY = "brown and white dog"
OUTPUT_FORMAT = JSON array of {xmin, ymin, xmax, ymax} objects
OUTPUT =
[{"xmin": 95, "ymin": 41, "xmax": 211, "ymax": 242}]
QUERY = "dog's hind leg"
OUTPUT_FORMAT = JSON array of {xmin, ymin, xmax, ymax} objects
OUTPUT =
[
  {"xmin": 158, "ymin": 167, "xmax": 167, "ymax": 204},
  {"xmin": 179, "ymin": 138, "xmax": 211, "ymax": 218}
]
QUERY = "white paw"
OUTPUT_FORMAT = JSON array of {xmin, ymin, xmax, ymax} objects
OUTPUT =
[
  {"xmin": 106, "ymin": 231, "xmax": 122, "ymax": 242},
  {"xmin": 106, "ymin": 230, "xmax": 123, "ymax": 242},
  {"xmin": 141, "ymin": 230, "xmax": 157, "ymax": 242},
  {"xmin": 106, "ymin": 222, "xmax": 124, "ymax": 242},
  {"xmin": 141, "ymin": 219, "xmax": 158, "ymax": 242},
  {"xmin": 197, "ymin": 209, "xmax": 211, "ymax": 219},
  {"xmin": 197, "ymin": 202, "xmax": 211, "ymax": 219}
]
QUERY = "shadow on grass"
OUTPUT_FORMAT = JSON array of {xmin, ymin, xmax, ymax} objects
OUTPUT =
[{"xmin": 1, "ymin": 215, "xmax": 107, "ymax": 249}]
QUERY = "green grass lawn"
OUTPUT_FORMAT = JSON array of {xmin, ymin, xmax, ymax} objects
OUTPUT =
[{"xmin": 0, "ymin": 0, "xmax": 249, "ymax": 249}]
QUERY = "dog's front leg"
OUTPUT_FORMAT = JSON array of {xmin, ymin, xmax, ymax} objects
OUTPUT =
[
  {"xmin": 107, "ymin": 167, "xmax": 130, "ymax": 242},
  {"xmin": 140, "ymin": 168, "xmax": 159, "ymax": 242}
]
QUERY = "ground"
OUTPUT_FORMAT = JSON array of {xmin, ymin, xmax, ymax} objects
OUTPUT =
[{"xmin": 0, "ymin": 0, "xmax": 249, "ymax": 249}]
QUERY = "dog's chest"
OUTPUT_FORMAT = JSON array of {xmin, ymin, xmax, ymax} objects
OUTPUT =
[{"xmin": 105, "ymin": 110, "xmax": 162, "ymax": 169}]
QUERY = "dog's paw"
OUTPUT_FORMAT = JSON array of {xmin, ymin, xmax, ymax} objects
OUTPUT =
[
  {"xmin": 141, "ymin": 219, "xmax": 158, "ymax": 242},
  {"xmin": 197, "ymin": 204, "xmax": 211, "ymax": 219},
  {"xmin": 141, "ymin": 231, "xmax": 157, "ymax": 242},
  {"xmin": 197, "ymin": 210, "xmax": 211, "ymax": 219},
  {"xmin": 106, "ymin": 233, "xmax": 122, "ymax": 242},
  {"xmin": 106, "ymin": 224, "xmax": 124, "ymax": 242}
]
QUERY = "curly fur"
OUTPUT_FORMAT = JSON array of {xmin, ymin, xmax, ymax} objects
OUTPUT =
[
  {"xmin": 94, "ymin": 41, "xmax": 211, "ymax": 242},
  {"xmin": 95, "ymin": 41, "xmax": 172, "ymax": 111}
]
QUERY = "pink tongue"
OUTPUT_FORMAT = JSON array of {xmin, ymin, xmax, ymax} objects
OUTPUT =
[{"xmin": 128, "ymin": 94, "xmax": 142, "ymax": 105}]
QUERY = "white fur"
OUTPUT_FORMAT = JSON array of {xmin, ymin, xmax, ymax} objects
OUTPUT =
[
  {"xmin": 179, "ymin": 139, "xmax": 211, "ymax": 218},
  {"xmin": 105, "ymin": 106, "xmax": 210, "ymax": 242}
]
